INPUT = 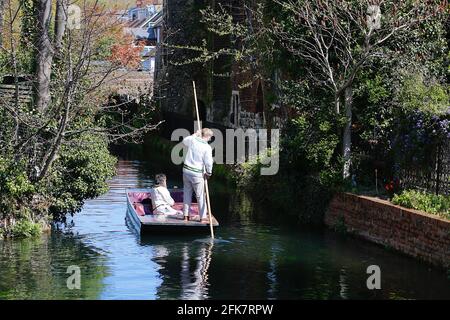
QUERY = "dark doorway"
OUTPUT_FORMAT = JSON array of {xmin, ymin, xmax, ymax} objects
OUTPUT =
[{"xmin": 256, "ymin": 83, "xmax": 264, "ymax": 114}]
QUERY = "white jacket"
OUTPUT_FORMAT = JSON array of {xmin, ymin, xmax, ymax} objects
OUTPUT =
[
  {"xmin": 182, "ymin": 134, "xmax": 213, "ymax": 177},
  {"xmin": 151, "ymin": 186, "xmax": 175, "ymax": 209}
]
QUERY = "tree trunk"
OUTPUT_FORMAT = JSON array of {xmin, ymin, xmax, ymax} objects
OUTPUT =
[
  {"xmin": 342, "ymin": 85, "xmax": 353, "ymax": 179},
  {"xmin": 35, "ymin": 0, "xmax": 53, "ymax": 111},
  {"xmin": 0, "ymin": 0, "xmax": 4, "ymax": 47},
  {"xmin": 37, "ymin": 100, "xmax": 70, "ymax": 181},
  {"xmin": 335, "ymin": 94, "xmax": 340, "ymax": 114},
  {"xmin": 54, "ymin": 0, "xmax": 68, "ymax": 56}
]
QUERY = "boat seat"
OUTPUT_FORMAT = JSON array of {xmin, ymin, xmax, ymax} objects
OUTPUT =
[{"xmin": 134, "ymin": 203, "xmax": 153, "ymax": 216}]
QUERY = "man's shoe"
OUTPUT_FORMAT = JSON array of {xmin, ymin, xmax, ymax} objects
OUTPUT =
[{"xmin": 184, "ymin": 216, "xmax": 189, "ymax": 222}]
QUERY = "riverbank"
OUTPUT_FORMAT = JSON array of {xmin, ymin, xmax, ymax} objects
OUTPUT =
[{"xmin": 0, "ymin": 133, "xmax": 116, "ymax": 239}]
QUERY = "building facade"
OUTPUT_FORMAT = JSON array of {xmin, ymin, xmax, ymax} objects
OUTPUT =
[{"xmin": 153, "ymin": 0, "xmax": 283, "ymax": 131}]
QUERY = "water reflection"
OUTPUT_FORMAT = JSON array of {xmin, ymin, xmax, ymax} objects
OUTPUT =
[
  {"xmin": 136, "ymin": 235, "xmax": 214, "ymax": 300},
  {"xmin": 0, "ymin": 233, "xmax": 108, "ymax": 300},
  {"xmin": 179, "ymin": 241, "xmax": 213, "ymax": 300}
]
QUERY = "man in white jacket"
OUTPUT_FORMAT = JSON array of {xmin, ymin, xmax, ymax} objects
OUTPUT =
[{"xmin": 182, "ymin": 128, "xmax": 214, "ymax": 223}]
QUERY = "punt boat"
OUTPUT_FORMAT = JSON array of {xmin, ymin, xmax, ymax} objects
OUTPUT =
[{"xmin": 126, "ymin": 188, "xmax": 219, "ymax": 234}]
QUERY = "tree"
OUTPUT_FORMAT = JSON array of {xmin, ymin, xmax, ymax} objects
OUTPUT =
[
  {"xmin": 54, "ymin": 0, "xmax": 68, "ymax": 56},
  {"xmin": 0, "ymin": 0, "xmax": 161, "ymax": 236},
  {"xmin": 0, "ymin": 0, "xmax": 4, "ymax": 47},
  {"xmin": 109, "ymin": 37, "xmax": 145, "ymax": 69},
  {"xmin": 35, "ymin": 0, "xmax": 53, "ymax": 111},
  {"xmin": 272, "ymin": 0, "xmax": 447, "ymax": 179}
]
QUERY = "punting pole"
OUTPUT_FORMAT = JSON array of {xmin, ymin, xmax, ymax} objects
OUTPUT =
[{"xmin": 193, "ymin": 81, "xmax": 215, "ymax": 239}]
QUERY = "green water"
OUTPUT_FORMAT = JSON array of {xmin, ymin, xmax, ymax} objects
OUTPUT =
[{"xmin": 0, "ymin": 154, "xmax": 449, "ymax": 300}]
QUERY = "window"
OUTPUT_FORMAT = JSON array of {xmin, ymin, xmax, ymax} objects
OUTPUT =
[{"xmin": 230, "ymin": 91, "xmax": 240, "ymax": 127}]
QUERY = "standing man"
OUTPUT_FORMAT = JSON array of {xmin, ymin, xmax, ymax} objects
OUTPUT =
[{"xmin": 182, "ymin": 128, "xmax": 214, "ymax": 223}]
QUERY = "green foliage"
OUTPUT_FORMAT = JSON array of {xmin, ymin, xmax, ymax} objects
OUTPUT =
[
  {"xmin": 0, "ymin": 158, "xmax": 35, "ymax": 225},
  {"xmin": 0, "ymin": 0, "xmax": 152, "ymax": 238},
  {"xmin": 235, "ymin": 157, "xmax": 335, "ymax": 225},
  {"xmin": 392, "ymin": 190, "xmax": 450, "ymax": 219},
  {"xmin": 0, "ymin": 133, "xmax": 116, "ymax": 234},
  {"xmin": 0, "ymin": 51, "xmax": 8, "ymax": 75},
  {"xmin": 45, "ymin": 134, "xmax": 117, "ymax": 219},
  {"xmin": 10, "ymin": 220, "xmax": 42, "ymax": 238},
  {"xmin": 363, "ymin": 74, "xmax": 390, "ymax": 105},
  {"xmin": 17, "ymin": 0, "xmax": 38, "ymax": 72},
  {"xmin": 0, "ymin": 158, "xmax": 34, "ymax": 198},
  {"xmin": 398, "ymin": 73, "xmax": 449, "ymax": 115},
  {"xmin": 235, "ymin": 109, "xmax": 342, "ymax": 225},
  {"xmin": 287, "ymin": 116, "xmax": 339, "ymax": 174},
  {"xmin": 93, "ymin": 36, "xmax": 116, "ymax": 61},
  {"xmin": 354, "ymin": 70, "xmax": 394, "ymax": 143}
]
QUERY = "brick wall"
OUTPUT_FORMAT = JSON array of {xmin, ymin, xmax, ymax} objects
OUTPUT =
[{"xmin": 325, "ymin": 193, "xmax": 450, "ymax": 268}]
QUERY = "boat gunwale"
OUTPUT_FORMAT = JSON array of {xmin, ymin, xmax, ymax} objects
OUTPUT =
[{"xmin": 125, "ymin": 189, "xmax": 219, "ymax": 228}]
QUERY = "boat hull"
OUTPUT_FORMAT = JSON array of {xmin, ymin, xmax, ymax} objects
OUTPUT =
[{"xmin": 126, "ymin": 189, "xmax": 219, "ymax": 235}]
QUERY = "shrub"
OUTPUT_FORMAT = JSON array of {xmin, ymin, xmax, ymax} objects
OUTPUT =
[
  {"xmin": 392, "ymin": 190, "xmax": 449, "ymax": 219},
  {"xmin": 10, "ymin": 220, "xmax": 42, "ymax": 238},
  {"xmin": 45, "ymin": 133, "xmax": 116, "ymax": 220},
  {"xmin": 234, "ymin": 133, "xmax": 340, "ymax": 226}
]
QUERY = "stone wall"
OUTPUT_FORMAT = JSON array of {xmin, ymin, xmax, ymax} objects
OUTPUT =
[{"xmin": 325, "ymin": 193, "xmax": 450, "ymax": 268}]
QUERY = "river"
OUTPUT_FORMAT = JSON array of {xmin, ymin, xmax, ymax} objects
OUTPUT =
[{"xmin": 0, "ymin": 149, "xmax": 449, "ymax": 300}]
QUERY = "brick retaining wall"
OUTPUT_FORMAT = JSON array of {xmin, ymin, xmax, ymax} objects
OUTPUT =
[{"xmin": 325, "ymin": 193, "xmax": 450, "ymax": 268}]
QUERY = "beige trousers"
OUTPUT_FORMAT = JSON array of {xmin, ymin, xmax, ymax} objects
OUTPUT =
[{"xmin": 183, "ymin": 172, "xmax": 207, "ymax": 219}]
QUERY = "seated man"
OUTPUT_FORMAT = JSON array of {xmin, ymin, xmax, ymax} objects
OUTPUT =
[{"xmin": 151, "ymin": 174, "xmax": 182, "ymax": 216}]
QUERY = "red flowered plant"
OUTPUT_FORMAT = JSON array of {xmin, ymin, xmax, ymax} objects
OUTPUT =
[{"xmin": 384, "ymin": 177, "xmax": 401, "ymax": 197}]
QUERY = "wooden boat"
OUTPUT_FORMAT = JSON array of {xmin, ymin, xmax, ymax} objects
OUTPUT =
[{"xmin": 126, "ymin": 188, "xmax": 219, "ymax": 234}]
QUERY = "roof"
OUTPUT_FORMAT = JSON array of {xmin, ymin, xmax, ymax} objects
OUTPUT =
[
  {"xmin": 140, "ymin": 10, "xmax": 163, "ymax": 28},
  {"xmin": 152, "ymin": 10, "xmax": 164, "ymax": 27},
  {"xmin": 127, "ymin": 18, "xmax": 147, "ymax": 28},
  {"xmin": 124, "ymin": 27, "xmax": 150, "ymax": 39}
]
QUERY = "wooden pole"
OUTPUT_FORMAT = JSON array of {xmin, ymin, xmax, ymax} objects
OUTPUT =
[{"xmin": 193, "ymin": 81, "xmax": 215, "ymax": 239}]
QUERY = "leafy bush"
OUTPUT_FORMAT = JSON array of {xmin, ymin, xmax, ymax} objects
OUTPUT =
[
  {"xmin": 0, "ymin": 158, "xmax": 36, "ymax": 226},
  {"xmin": 10, "ymin": 220, "xmax": 42, "ymax": 238},
  {"xmin": 392, "ymin": 190, "xmax": 450, "ymax": 219},
  {"xmin": 234, "ymin": 112, "xmax": 343, "ymax": 225},
  {"xmin": 398, "ymin": 73, "xmax": 448, "ymax": 115},
  {"xmin": 45, "ymin": 133, "xmax": 116, "ymax": 220},
  {"xmin": 0, "ymin": 158, "xmax": 35, "ymax": 198},
  {"xmin": 0, "ymin": 133, "xmax": 116, "ymax": 236}
]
